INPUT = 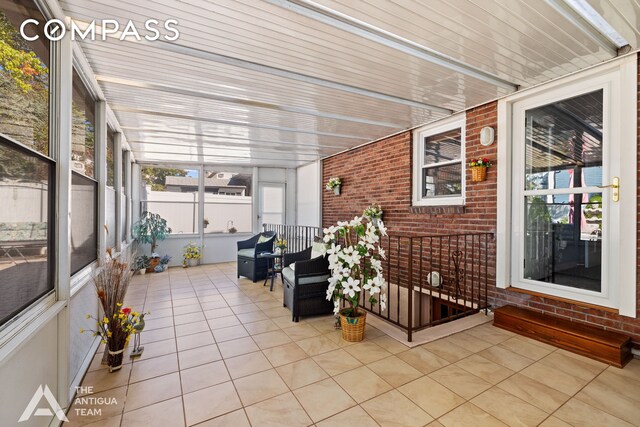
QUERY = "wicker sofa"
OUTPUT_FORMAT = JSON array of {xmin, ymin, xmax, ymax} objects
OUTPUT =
[
  {"xmin": 236, "ymin": 231, "xmax": 276, "ymax": 282},
  {"xmin": 282, "ymin": 246, "xmax": 333, "ymax": 322}
]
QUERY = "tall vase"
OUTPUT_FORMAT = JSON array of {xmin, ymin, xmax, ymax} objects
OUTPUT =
[{"xmin": 107, "ymin": 346, "xmax": 125, "ymax": 372}]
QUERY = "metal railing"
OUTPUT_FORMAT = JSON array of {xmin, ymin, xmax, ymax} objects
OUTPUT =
[
  {"xmin": 262, "ymin": 223, "xmax": 322, "ymax": 253},
  {"xmin": 263, "ymin": 224, "xmax": 493, "ymax": 342},
  {"xmin": 360, "ymin": 232, "xmax": 493, "ymax": 341}
]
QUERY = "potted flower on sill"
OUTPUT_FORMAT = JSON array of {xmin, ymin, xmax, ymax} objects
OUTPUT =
[
  {"xmin": 183, "ymin": 241, "xmax": 202, "ymax": 267},
  {"xmin": 469, "ymin": 158, "xmax": 492, "ymax": 182},
  {"xmin": 325, "ymin": 177, "xmax": 342, "ymax": 195},
  {"xmin": 324, "ymin": 217, "xmax": 388, "ymax": 342},
  {"xmin": 363, "ymin": 203, "xmax": 383, "ymax": 226}
]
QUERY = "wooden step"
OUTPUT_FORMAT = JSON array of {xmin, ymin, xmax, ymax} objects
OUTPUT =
[{"xmin": 493, "ymin": 305, "xmax": 632, "ymax": 368}]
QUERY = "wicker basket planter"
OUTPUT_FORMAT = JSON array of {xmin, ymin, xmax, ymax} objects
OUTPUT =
[
  {"xmin": 471, "ymin": 166, "xmax": 488, "ymax": 182},
  {"xmin": 340, "ymin": 308, "xmax": 367, "ymax": 342}
]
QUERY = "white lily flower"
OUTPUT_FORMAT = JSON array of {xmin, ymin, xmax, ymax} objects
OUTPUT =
[
  {"xmin": 377, "ymin": 220, "xmax": 387, "ymax": 236},
  {"xmin": 379, "ymin": 294, "xmax": 387, "ymax": 311},
  {"xmin": 342, "ymin": 277, "xmax": 361, "ymax": 298}
]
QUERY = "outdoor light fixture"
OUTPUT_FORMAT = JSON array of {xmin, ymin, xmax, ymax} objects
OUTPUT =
[{"xmin": 480, "ymin": 126, "xmax": 494, "ymax": 146}]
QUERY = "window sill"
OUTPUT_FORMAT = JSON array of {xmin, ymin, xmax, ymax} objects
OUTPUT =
[{"xmin": 410, "ymin": 205, "xmax": 465, "ymax": 215}]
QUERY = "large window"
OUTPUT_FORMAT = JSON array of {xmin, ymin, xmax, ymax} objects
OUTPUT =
[
  {"xmin": 203, "ymin": 170, "xmax": 252, "ymax": 233},
  {"xmin": 70, "ymin": 71, "xmax": 97, "ymax": 273},
  {"xmin": 141, "ymin": 166, "xmax": 199, "ymax": 234},
  {"xmin": 497, "ymin": 57, "xmax": 636, "ymax": 314},
  {"xmin": 0, "ymin": 137, "xmax": 54, "ymax": 327},
  {"xmin": 0, "ymin": 0, "xmax": 50, "ymax": 156},
  {"xmin": 412, "ymin": 114, "xmax": 465, "ymax": 206}
]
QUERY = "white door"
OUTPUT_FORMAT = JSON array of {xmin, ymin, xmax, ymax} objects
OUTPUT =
[
  {"xmin": 510, "ymin": 81, "xmax": 619, "ymax": 308},
  {"xmin": 258, "ymin": 183, "xmax": 285, "ymax": 228}
]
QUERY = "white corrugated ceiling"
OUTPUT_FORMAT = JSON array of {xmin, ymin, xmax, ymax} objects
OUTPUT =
[{"xmin": 59, "ymin": 0, "xmax": 637, "ymax": 168}]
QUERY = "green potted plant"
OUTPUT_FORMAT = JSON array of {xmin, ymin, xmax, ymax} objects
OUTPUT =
[
  {"xmin": 132, "ymin": 211, "xmax": 172, "ymax": 255},
  {"xmin": 133, "ymin": 255, "xmax": 150, "ymax": 275}
]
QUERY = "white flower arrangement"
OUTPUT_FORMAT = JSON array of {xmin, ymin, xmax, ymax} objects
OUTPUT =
[
  {"xmin": 323, "ymin": 216, "xmax": 388, "ymax": 317},
  {"xmin": 363, "ymin": 203, "xmax": 383, "ymax": 219},
  {"xmin": 325, "ymin": 177, "xmax": 342, "ymax": 191}
]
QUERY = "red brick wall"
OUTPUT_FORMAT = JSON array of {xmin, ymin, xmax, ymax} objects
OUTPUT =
[{"xmin": 322, "ymin": 56, "xmax": 640, "ymax": 343}]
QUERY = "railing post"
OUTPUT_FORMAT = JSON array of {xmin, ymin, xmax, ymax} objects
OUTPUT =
[{"xmin": 407, "ymin": 236, "xmax": 413, "ymax": 342}]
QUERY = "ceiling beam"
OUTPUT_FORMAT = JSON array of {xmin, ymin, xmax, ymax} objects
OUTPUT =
[
  {"xmin": 111, "ymin": 106, "xmax": 372, "ymax": 140},
  {"xmin": 119, "ymin": 127, "xmax": 354, "ymax": 149},
  {"xmin": 127, "ymin": 140, "xmax": 336, "ymax": 155},
  {"xmin": 70, "ymin": 19, "xmax": 454, "ymax": 115},
  {"xmin": 266, "ymin": 0, "xmax": 518, "ymax": 91},
  {"xmin": 96, "ymin": 75, "xmax": 405, "ymax": 129},
  {"xmin": 545, "ymin": 0, "xmax": 620, "ymax": 54}
]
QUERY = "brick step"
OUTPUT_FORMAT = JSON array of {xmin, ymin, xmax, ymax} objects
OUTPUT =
[{"xmin": 493, "ymin": 305, "xmax": 632, "ymax": 368}]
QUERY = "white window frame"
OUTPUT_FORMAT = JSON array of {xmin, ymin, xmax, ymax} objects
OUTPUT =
[
  {"xmin": 497, "ymin": 55, "xmax": 637, "ymax": 316},
  {"xmin": 412, "ymin": 113, "xmax": 466, "ymax": 206}
]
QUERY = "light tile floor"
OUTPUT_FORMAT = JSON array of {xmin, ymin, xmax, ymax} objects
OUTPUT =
[{"xmin": 67, "ymin": 263, "xmax": 640, "ymax": 427}]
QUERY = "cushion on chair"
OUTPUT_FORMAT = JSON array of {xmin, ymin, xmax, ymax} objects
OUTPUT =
[
  {"xmin": 282, "ymin": 267, "xmax": 330, "ymax": 285},
  {"xmin": 310, "ymin": 241, "xmax": 326, "ymax": 259},
  {"xmin": 290, "ymin": 262, "xmax": 296, "ymax": 271},
  {"xmin": 237, "ymin": 248, "xmax": 255, "ymax": 258},
  {"xmin": 258, "ymin": 234, "xmax": 271, "ymax": 243}
]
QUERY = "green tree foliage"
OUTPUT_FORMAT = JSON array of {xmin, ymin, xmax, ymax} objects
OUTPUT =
[
  {"xmin": 142, "ymin": 167, "xmax": 187, "ymax": 191},
  {"xmin": 0, "ymin": 12, "xmax": 46, "ymax": 92},
  {"xmin": 0, "ymin": 11, "xmax": 49, "ymax": 156}
]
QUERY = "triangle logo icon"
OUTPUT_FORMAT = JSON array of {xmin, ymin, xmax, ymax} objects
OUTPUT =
[{"xmin": 19, "ymin": 385, "xmax": 68, "ymax": 422}]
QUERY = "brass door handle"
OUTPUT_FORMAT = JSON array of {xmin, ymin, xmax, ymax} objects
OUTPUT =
[{"xmin": 596, "ymin": 177, "xmax": 619, "ymax": 202}]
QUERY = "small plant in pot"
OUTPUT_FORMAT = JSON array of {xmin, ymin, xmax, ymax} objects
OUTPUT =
[
  {"xmin": 183, "ymin": 242, "xmax": 202, "ymax": 267},
  {"xmin": 155, "ymin": 255, "xmax": 171, "ymax": 272},
  {"xmin": 132, "ymin": 211, "xmax": 172, "ymax": 255},
  {"xmin": 133, "ymin": 255, "xmax": 150, "ymax": 275},
  {"xmin": 323, "ymin": 217, "xmax": 388, "ymax": 342},
  {"xmin": 325, "ymin": 177, "xmax": 342, "ymax": 195}
]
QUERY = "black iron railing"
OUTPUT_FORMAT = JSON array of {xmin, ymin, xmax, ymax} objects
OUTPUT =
[
  {"xmin": 263, "ymin": 224, "xmax": 493, "ymax": 342},
  {"xmin": 359, "ymin": 233, "xmax": 493, "ymax": 341},
  {"xmin": 262, "ymin": 223, "xmax": 322, "ymax": 253}
]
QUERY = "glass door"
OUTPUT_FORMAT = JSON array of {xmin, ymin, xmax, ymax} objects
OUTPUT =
[
  {"xmin": 512, "ymin": 88, "xmax": 615, "ymax": 303},
  {"xmin": 258, "ymin": 183, "xmax": 285, "ymax": 227}
]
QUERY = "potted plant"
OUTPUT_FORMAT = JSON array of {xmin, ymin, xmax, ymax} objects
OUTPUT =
[
  {"xmin": 325, "ymin": 177, "xmax": 342, "ymax": 195},
  {"xmin": 82, "ymin": 251, "xmax": 138, "ymax": 371},
  {"xmin": 148, "ymin": 252, "xmax": 161, "ymax": 273},
  {"xmin": 183, "ymin": 241, "xmax": 202, "ymax": 267},
  {"xmin": 363, "ymin": 203, "xmax": 383, "ymax": 226},
  {"xmin": 469, "ymin": 158, "xmax": 492, "ymax": 182},
  {"xmin": 323, "ymin": 217, "xmax": 388, "ymax": 342},
  {"xmin": 155, "ymin": 255, "xmax": 171, "ymax": 272},
  {"xmin": 133, "ymin": 255, "xmax": 150, "ymax": 275},
  {"xmin": 132, "ymin": 211, "xmax": 172, "ymax": 255}
]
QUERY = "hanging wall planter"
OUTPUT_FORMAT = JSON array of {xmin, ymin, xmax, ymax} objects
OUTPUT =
[
  {"xmin": 326, "ymin": 177, "xmax": 342, "ymax": 195},
  {"xmin": 469, "ymin": 158, "xmax": 492, "ymax": 182}
]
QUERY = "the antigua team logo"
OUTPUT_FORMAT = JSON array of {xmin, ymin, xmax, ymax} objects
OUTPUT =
[{"xmin": 19, "ymin": 385, "xmax": 68, "ymax": 422}]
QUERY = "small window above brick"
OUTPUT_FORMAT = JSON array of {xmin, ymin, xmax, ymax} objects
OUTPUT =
[{"xmin": 412, "ymin": 114, "xmax": 466, "ymax": 207}]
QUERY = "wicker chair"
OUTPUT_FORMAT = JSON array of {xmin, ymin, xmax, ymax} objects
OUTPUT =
[
  {"xmin": 237, "ymin": 231, "xmax": 276, "ymax": 282},
  {"xmin": 282, "ymin": 246, "xmax": 333, "ymax": 322}
]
